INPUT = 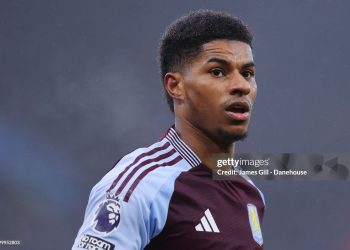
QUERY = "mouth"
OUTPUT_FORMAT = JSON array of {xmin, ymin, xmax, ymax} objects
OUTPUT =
[{"xmin": 225, "ymin": 101, "xmax": 251, "ymax": 121}]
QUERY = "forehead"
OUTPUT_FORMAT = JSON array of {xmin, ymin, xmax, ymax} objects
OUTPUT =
[{"xmin": 197, "ymin": 40, "xmax": 253, "ymax": 64}]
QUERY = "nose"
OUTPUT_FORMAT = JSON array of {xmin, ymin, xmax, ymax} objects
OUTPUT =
[{"xmin": 229, "ymin": 71, "xmax": 251, "ymax": 96}]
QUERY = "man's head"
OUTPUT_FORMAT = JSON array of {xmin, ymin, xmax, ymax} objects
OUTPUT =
[{"xmin": 160, "ymin": 10, "xmax": 257, "ymax": 145}]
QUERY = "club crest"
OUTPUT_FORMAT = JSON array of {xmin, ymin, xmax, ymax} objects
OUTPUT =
[{"xmin": 247, "ymin": 203, "xmax": 263, "ymax": 246}]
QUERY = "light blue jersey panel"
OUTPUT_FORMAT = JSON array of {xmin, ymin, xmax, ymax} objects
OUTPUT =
[
  {"xmin": 133, "ymin": 158, "xmax": 191, "ymax": 239},
  {"xmin": 148, "ymin": 169, "xmax": 188, "ymax": 238},
  {"xmin": 72, "ymin": 138, "xmax": 192, "ymax": 250}
]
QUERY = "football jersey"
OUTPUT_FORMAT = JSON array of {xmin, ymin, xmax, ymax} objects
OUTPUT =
[{"xmin": 72, "ymin": 127, "xmax": 265, "ymax": 250}]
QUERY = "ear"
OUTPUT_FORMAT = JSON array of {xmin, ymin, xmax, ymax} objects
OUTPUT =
[{"xmin": 163, "ymin": 72, "xmax": 185, "ymax": 102}]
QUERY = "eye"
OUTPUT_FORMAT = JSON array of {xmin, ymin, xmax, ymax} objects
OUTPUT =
[
  {"xmin": 210, "ymin": 68, "xmax": 225, "ymax": 77},
  {"xmin": 241, "ymin": 70, "xmax": 255, "ymax": 79}
]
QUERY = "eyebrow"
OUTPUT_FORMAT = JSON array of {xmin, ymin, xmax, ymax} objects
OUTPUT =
[
  {"xmin": 242, "ymin": 62, "xmax": 256, "ymax": 68},
  {"xmin": 206, "ymin": 57, "xmax": 255, "ymax": 68},
  {"xmin": 207, "ymin": 57, "xmax": 230, "ymax": 66}
]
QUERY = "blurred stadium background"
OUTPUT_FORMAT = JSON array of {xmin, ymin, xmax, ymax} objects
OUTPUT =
[{"xmin": 1, "ymin": 0, "xmax": 350, "ymax": 249}]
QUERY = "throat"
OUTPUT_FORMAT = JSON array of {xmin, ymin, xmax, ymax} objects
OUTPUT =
[{"xmin": 174, "ymin": 120, "xmax": 235, "ymax": 169}]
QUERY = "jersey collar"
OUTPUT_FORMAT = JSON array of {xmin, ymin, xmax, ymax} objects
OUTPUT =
[{"xmin": 165, "ymin": 127, "xmax": 201, "ymax": 168}]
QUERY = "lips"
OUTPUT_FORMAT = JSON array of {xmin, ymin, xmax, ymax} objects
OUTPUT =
[{"xmin": 225, "ymin": 101, "xmax": 251, "ymax": 121}]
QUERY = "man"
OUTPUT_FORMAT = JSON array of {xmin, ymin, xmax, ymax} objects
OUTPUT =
[{"xmin": 73, "ymin": 10, "xmax": 265, "ymax": 250}]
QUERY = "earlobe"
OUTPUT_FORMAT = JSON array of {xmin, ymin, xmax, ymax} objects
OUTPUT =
[{"xmin": 163, "ymin": 72, "xmax": 184, "ymax": 101}]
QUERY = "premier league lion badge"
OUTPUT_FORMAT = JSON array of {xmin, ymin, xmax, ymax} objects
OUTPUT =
[{"xmin": 93, "ymin": 193, "xmax": 121, "ymax": 234}]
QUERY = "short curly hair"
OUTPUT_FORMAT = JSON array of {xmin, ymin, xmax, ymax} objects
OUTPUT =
[{"xmin": 159, "ymin": 10, "xmax": 253, "ymax": 112}]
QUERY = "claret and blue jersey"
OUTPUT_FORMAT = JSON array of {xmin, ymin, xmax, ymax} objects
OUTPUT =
[{"xmin": 72, "ymin": 127, "xmax": 265, "ymax": 250}]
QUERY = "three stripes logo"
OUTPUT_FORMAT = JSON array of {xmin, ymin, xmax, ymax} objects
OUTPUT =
[{"xmin": 195, "ymin": 209, "xmax": 220, "ymax": 233}]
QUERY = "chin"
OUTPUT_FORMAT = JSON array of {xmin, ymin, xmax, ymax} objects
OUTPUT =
[{"xmin": 218, "ymin": 127, "xmax": 248, "ymax": 143}]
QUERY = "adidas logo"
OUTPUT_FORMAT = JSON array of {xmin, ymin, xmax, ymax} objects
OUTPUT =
[{"xmin": 195, "ymin": 209, "xmax": 220, "ymax": 233}]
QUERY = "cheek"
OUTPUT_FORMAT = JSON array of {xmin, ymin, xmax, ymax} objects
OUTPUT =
[
  {"xmin": 186, "ymin": 84, "xmax": 219, "ymax": 112},
  {"xmin": 184, "ymin": 80, "xmax": 204, "ymax": 104},
  {"xmin": 250, "ymin": 83, "xmax": 258, "ymax": 103}
]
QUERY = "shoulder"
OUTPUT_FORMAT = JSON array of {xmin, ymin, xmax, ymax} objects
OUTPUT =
[
  {"xmin": 74, "ymin": 138, "xmax": 193, "ymax": 249},
  {"xmin": 93, "ymin": 137, "xmax": 191, "ymax": 204},
  {"xmin": 73, "ymin": 128, "xmax": 201, "ymax": 249}
]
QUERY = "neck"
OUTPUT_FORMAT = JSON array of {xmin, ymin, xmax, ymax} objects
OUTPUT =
[{"xmin": 174, "ymin": 117, "xmax": 235, "ymax": 169}]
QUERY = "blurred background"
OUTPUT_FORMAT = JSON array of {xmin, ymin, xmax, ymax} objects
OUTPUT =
[{"xmin": 1, "ymin": 0, "xmax": 350, "ymax": 249}]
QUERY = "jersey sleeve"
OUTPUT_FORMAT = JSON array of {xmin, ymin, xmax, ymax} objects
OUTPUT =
[
  {"xmin": 72, "ymin": 142, "xmax": 188, "ymax": 250},
  {"xmin": 72, "ymin": 183, "xmax": 151, "ymax": 250}
]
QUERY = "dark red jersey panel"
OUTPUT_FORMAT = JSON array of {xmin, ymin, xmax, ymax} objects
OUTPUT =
[{"xmin": 145, "ymin": 164, "xmax": 265, "ymax": 250}]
